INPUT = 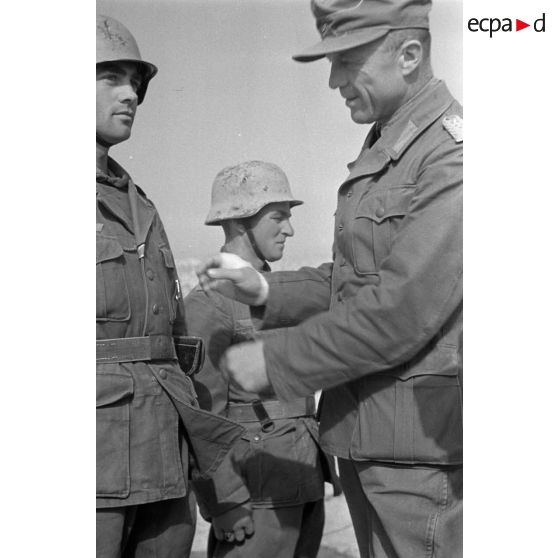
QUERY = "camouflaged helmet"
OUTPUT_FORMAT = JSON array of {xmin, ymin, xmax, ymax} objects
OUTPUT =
[
  {"xmin": 96, "ymin": 14, "xmax": 158, "ymax": 104},
  {"xmin": 205, "ymin": 161, "xmax": 303, "ymax": 225}
]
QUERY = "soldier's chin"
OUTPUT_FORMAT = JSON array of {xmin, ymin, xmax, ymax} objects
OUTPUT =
[
  {"xmin": 350, "ymin": 108, "xmax": 373, "ymax": 125},
  {"xmin": 99, "ymin": 128, "xmax": 132, "ymax": 147},
  {"xmin": 266, "ymin": 250, "xmax": 282, "ymax": 263}
]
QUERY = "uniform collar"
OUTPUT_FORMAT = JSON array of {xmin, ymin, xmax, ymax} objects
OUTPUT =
[
  {"xmin": 96, "ymin": 157, "xmax": 156, "ymax": 241},
  {"xmin": 96, "ymin": 157, "xmax": 130, "ymax": 189},
  {"xmin": 344, "ymin": 79, "xmax": 454, "ymax": 183}
]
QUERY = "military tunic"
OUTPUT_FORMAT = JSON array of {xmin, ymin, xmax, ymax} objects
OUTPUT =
[
  {"xmin": 257, "ymin": 78, "xmax": 463, "ymax": 466},
  {"xmin": 96, "ymin": 159, "xmax": 243, "ymax": 511},
  {"xmin": 249, "ymin": 78, "xmax": 463, "ymax": 557},
  {"xmin": 185, "ymin": 279, "xmax": 326, "ymax": 557}
]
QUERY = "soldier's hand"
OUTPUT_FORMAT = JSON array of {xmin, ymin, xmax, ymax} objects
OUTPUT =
[
  {"xmin": 196, "ymin": 253, "xmax": 269, "ymax": 306},
  {"xmin": 220, "ymin": 340, "xmax": 272, "ymax": 394},
  {"xmin": 212, "ymin": 502, "xmax": 254, "ymax": 543}
]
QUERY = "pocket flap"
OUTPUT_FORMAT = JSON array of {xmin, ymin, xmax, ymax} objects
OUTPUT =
[
  {"xmin": 356, "ymin": 185, "xmax": 415, "ymax": 224},
  {"xmin": 386, "ymin": 344, "xmax": 459, "ymax": 381},
  {"xmin": 97, "ymin": 237, "xmax": 124, "ymax": 264},
  {"xmin": 96, "ymin": 373, "xmax": 133, "ymax": 407}
]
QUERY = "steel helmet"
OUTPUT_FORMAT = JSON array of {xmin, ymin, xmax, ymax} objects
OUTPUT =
[
  {"xmin": 96, "ymin": 14, "xmax": 158, "ymax": 104},
  {"xmin": 205, "ymin": 161, "xmax": 303, "ymax": 226}
]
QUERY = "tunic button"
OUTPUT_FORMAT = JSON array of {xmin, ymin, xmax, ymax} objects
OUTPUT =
[
  {"xmin": 146, "ymin": 269, "xmax": 154, "ymax": 280},
  {"xmin": 346, "ymin": 190, "xmax": 353, "ymax": 198},
  {"xmin": 253, "ymin": 435, "xmax": 261, "ymax": 442},
  {"xmin": 338, "ymin": 224, "xmax": 344, "ymax": 231},
  {"xmin": 375, "ymin": 206, "xmax": 385, "ymax": 218},
  {"xmin": 152, "ymin": 304, "xmax": 159, "ymax": 314},
  {"xmin": 159, "ymin": 369, "xmax": 167, "ymax": 379}
]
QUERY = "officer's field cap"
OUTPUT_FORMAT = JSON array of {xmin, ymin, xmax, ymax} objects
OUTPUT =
[{"xmin": 293, "ymin": 0, "xmax": 431, "ymax": 63}]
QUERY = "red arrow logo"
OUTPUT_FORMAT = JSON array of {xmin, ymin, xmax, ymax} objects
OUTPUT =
[{"xmin": 516, "ymin": 19, "xmax": 530, "ymax": 31}]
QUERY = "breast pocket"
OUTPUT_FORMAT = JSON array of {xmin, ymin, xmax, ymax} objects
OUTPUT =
[
  {"xmin": 96, "ymin": 235, "xmax": 131, "ymax": 322},
  {"xmin": 352, "ymin": 185, "xmax": 416, "ymax": 275},
  {"xmin": 159, "ymin": 244, "xmax": 179, "ymax": 323}
]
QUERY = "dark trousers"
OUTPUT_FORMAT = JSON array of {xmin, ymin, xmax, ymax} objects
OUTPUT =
[
  {"xmin": 96, "ymin": 492, "xmax": 197, "ymax": 558},
  {"xmin": 338, "ymin": 459, "xmax": 462, "ymax": 558},
  {"xmin": 208, "ymin": 499, "xmax": 325, "ymax": 558}
]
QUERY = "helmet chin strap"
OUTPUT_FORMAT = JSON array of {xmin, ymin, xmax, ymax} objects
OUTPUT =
[{"xmin": 242, "ymin": 219, "xmax": 267, "ymax": 265}]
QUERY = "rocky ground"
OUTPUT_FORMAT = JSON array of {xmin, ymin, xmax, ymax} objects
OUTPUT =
[{"xmin": 190, "ymin": 484, "xmax": 359, "ymax": 558}]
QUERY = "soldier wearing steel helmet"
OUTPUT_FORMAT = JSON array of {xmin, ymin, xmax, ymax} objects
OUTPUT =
[
  {"xmin": 96, "ymin": 15, "xmax": 244, "ymax": 558},
  {"xmin": 184, "ymin": 161, "xmax": 332, "ymax": 557},
  {"xmin": 198, "ymin": 1, "xmax": 463, "ymax": 557}
]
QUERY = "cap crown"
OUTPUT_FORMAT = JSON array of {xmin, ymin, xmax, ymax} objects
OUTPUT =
[
  {"xmin": 313, "ymin": 0, "xmax": 430, "ymax": 36},
  {"xmin": 294, "ymin": 0, "xmax": 431, "ymax": 62}
]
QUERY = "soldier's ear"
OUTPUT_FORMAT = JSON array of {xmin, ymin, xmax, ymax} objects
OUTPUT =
[
  {"xmin": 399, "ymin": 39, "xmax": 422, "ymax": 76},
  {"xmin": 228, "ymin": 219, "xmax": 247, "ymax": 236}
]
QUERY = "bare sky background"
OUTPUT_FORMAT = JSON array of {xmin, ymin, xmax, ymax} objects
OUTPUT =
[{"xmin": 97, "ymin": 0, "xmax": 462, "ymax": 276}]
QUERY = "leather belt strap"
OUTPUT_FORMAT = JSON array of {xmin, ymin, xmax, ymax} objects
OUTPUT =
[
  {"xmin": 96, "ymin": 335, "xmax": 176, "ymax": 364},
  {"xmin": 226, "ymin": 397, "xmax": 315, "ymax": 422}
]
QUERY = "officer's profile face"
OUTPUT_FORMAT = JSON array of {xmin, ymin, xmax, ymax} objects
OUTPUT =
[
  {"xmin": 327, "ymin": 37, "xmax": 408, "ymax": 124},
  {"xmin": 249, "ymin": 202, "xmax": 294, "ymax": 262},
  {"xmin": 96, "ymin": 61, "xmax": 143, "ymax": 146}
]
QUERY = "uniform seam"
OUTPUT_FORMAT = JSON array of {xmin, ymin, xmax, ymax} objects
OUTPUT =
[{"xmin": 424, "ymin": 469, "xmax": 449, "ymax": 558}]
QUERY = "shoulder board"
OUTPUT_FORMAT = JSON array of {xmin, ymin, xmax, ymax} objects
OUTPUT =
[{"xmin": 442, "ymin": 115, "xmax": 463, "ymax": 143}]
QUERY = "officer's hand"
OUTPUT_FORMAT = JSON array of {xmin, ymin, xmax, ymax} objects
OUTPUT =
[
  {"xmin": 196, "ymin": 253, "xmax": 269, "ymax": 306},
  {"xmin": 221, "ymin": 340, "xmax": 272, "ymax": 394},
  {"xmin": 212, "ymin": 502, "xmax": 254, "ymax": 543}
]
